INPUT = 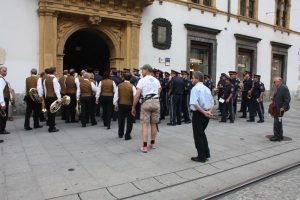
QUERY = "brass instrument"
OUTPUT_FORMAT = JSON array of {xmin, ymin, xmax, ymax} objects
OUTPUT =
[
  {"xmin": 0, "ymin": 107, "xmax": 6, "ymax": 117},
  {"xmin": 50, "ymin": 95, "xmax": 71, "ymax": 113},
  {"xmin": 29, "ymin": 88, "xmax": 41, "ymax": 103},
  {"xmin": 41, "ymin": 98, "xmax": 47, "ymax": 113}
]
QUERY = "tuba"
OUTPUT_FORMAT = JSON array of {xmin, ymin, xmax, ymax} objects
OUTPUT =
[
  {"xmin": 29, "ymin": 88, "xmax": 41, "ymax": 103},
  {"xmin": 50, "ymin": 95, "xmax": 71, "ymax": 113}
]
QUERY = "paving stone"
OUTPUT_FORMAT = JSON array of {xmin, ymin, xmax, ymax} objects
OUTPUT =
[
  {"xmin": 133, "ymin": 177, "xmax": 166, "ymax": 192},
  {"xmin": 154, "ymin": 173, "xmax": 186, "ymax": 186},
  {"xmin": 107, "ymin": 183, "xmax": 143, "ymax": 199},
  {"xmin": 210, "ymin": 160, "xmax": 236, "ymax": 170},
  {"xmin": 194, "ymin": 164, "xmax": 223, "ymax": 175},
  {"xmin": 80, "ymin": 188, "xmax": 116, "ymax": 200},
  {"xmin": 175, "ymin": 168, "xmax": 206, "ymax": 180},
  {"xmin": 51, "ymin": 195, "xmax": 80, "ymax": 200}
]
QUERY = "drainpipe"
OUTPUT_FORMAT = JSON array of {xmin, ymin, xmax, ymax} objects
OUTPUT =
[{"xmin": 227, "ymin": 0, "xmax": 231, "ymax": 22}]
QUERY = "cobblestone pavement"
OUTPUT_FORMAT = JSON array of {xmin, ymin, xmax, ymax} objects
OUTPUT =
[
  {"xmin": 218, "ymin": 166, "xmax": 300, "ymax": 200},
  {"xmin": 0, "ymin": 101, "xmax": 300, "ymax": 200}
]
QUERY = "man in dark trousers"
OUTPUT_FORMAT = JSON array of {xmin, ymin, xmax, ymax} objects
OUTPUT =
[
  {"xmin": 229, "ymin": 71, "xmax": 240, "ymax": 117},
  {"xmin": 0, "ymin": 66, "xmax": 11, "ymax": 135},
  {"xmin": 77, "ymin": 72, "xmax": 97, "ymax": 127},
  {"xmin": 190, "ymin": 71, "xmax": 214, "ymax": 163},
  {"xmin": 204, "ymin": 74, "xmax": 214, "ymax": 92},
  {"xmin": 59, "ymin": 70, "xmax": 68, "ymax": 121},
  {"xmin": 154, "ymin": 69, "xmax": 165, "ymax": 120},
  {"xmin": 219, "ymin": 74, "xmax": 235, "ymax": 123},
  {"xmin": 24, "ymin": 68, "xmax": 43, "ymax": 130},
  {"xmin": 247, "ymin": 74, "xmax": 265, "ymax": 123},
  {"xmin": 240, "ymin": 71, "xmax": 253, "ymax": 118},
  {"xmin": 167, "ymin": 70, "xmax": 184, "ymax": 126},
  {"xmin": 270, "ymin": 77, "xmax": 290, "ymax": 141},
  {"xmin": 217, "ymin": 74, "xmax": 225, "ymax": 115},
  {"xmin": 181, "ymin": 70, "xmax": 192, "ymax": 124},
  {"xmin": 114, "ymin": 73, "xmax": 136, "ymax": 140},
  {"xmin": 65, "ymin": 69, "xmax": 79, "ymax": 123},
  {"xmin": 110, "ymin": 68, "xmax": 122, "ymax": 121},
  {"xmin": 162, "ymin": 72, "xmax": 170, "ymax": 116}
]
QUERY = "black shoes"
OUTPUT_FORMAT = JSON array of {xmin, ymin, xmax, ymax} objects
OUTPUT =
[
  {"xmin": 270, "ymin": 136, "xmax": 282, "ymax": 142},
  {"xmin": 0, "ymin": 130, "xmax": 10, "ymax": 134},
  {"xmin": 91, "ymin": 122, "xmax": 97, "ymax": 126},
  {"xmin": 240, "ymin": 116, "xmax": 246, "ymax": 118},
  {"xmin": 247, "ymin": 119, "xmax": 255, "ymax": 122},
  {"xmin": 25, "ymin": 127, "xmax": 33, "ymax": 131},
  {"xmin": 0, "ymin": 139, "xmax": 3, "ymax": 143},
  {"xmin": 125, "ymin": 136, "xmax": 132, "ymax": 141},
  {"xmin": 167, "ymin": 123, "xmax": 176, "ymax": 126},
  {"xmin": 230, "ymin": 120, "xmax": 234, "ymax": 123},
  {"xmin": 184, "ymin": 120, "xmax": 191, "ymax": 124},
  {"xmin": 176, "ymin": 122, "xmax": 182, "ymax": 125},
  {"xmin": 34, "ymin": 125, "xmax": 43, "ymax": 129},
  {"xmin": 191, "ymin": 157, "xmax": 206, "ymax": 163},
  {"xmin": 257, "ymin": 120, "xmax": 264, "ymax": 123},
  {"xmin": 219, "ymin": 120, "xmax": 226, "ymax": 123},
  {"xmin": 48, "ymin": 128, "xmax": 59, "ymax": 133}
]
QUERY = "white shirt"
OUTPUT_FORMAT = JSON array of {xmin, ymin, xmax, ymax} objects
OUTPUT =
[
  {"xmin": 37, "ymin": 77, "xmax": 44, "ymax": 97},
  {"xmin": 190, "ymin": 82, "xmax": 214, "ymax": 111},
  {"xmin": 76, "ymin": 79, "xmax": 97, "ymax": 100},
  {"xmin": 113, "ymin": 80, "xmax": 137, "ymax": 106},
  {"xmin": 0, "ymin": 76, "xmax": 7, "ymax": 106},
  {"xmin": 136, "ymin": 75, "xmax": 161, "ymax": 97},
  {"xmin": 95, "ymin": 80, "xmax": 117, "ymax": 101},
  {"xmin": 43, "ymin": 75, "xmax": 62, "ymax": 101}
]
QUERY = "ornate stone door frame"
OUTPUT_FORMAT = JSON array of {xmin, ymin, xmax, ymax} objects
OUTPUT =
[{"xmin": 38, "ymin": 0, "xmax": 153, "ymax": 74}]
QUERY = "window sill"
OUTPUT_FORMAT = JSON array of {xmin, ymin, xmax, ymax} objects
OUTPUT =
[
  {"xmin": 237, "ymin": 15, "xmax": 259, "ymax": 27},
  {"xmin": 187, "ymin": 2, "xmax": 217, "ymax": 16},
  {"xmin": 273, "ymin": 26, "xmax": 291, "ymax": 35}
]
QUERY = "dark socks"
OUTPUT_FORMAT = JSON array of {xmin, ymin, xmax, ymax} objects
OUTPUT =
[
  {"xmin": 151, "ymin": 140, "xmax": 155, "ymax": 144},
  {"xmin": 143, "ymin": 142, "xmax": 147, "ymax": 147}
]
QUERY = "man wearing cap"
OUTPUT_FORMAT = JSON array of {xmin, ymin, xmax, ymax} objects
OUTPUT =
[
  {"xmin": 167, "ymin": 70, "xmax": 184, "ymax": 126},
  {"xmin": 59, "ymin": 70, "xmax": 68, "ymax": 121},
  {"xmin": 220, "ymin": 74, "xmax": 235, "ymax": 123},
  {"xmin": 240, "ymin": 71, "xmax": 253, "ymax": 118},
  {"xmin": 229, "ymin": 71, "xmax": 240, "ymax": 117},
  {"xmin": 131, "ymin": 64, "xmax": 161, "ymax": 153},
  {"xmin": 248, "ymin": 74, "xmax": 265, "ymax": 123},
  {"xmin": 110, "ymin": 68, "xmax": 122, "ymax": 121},
  {"xmin": 181, "ymin": 70, "xmax": 192, "ymax": 124},
  {"xmin": 154, "ymin": 69, "xmax": 165, "ymax": 120},
  {"xmin": 204, "ymin": 74, "xmax": 214, "ymax": 92},
  {"xmin": 162, "ymin": 72, "xmax": 170, "ymax": 116},
  {"xmin": 217, "ymin": 74, "xmax": 226, "ymax": 115}
]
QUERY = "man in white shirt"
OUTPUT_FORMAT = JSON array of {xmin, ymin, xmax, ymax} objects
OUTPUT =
[
  {"xmin": 41, "ymin": 67, "xmax": 61, "ymax": 133},
  {"xmin": 132, "ymin": 64, "xmax": 161, "ymax": 153},
  {"xmin": 113, "ymin": 72, "xmax": 136, "ymax": 140},
  {"xmin": 0, "ymin": 66, "xmax": 10, "ymax": 137}
]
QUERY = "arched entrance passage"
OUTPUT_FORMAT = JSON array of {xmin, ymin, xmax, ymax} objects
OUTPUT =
[{"xmin": 63, "ymin": 30, "xmax": 110, "ymax": 74}]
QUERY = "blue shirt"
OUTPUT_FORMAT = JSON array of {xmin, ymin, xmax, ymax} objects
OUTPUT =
[{"xmin": 190, "ymin": 82, "xmax": 214, "ymax": 111}]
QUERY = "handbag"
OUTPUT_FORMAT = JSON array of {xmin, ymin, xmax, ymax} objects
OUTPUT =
[{"xmin": 268, "ymin": 101, "xmax": 276, "ymax": 117}]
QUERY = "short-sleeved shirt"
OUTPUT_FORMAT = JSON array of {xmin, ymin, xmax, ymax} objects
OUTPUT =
[
  {"xmin": 136, "ymin": 75, "xmax": 161, "ymax": 98},
  {"xmin": 190, "ymin": 82, "xmax": 214, "ymax": 111}
]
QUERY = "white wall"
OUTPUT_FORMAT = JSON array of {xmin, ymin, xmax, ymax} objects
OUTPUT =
[
  {"xmin": 0, "ymin": 0, "xmax": 39, "ymax": 93},
  {"xmin": 140, "ymin": 0, "xmax": 300, "ymax": 93}
]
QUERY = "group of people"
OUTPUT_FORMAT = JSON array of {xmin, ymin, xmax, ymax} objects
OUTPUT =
[{"xmin": 0, "ymin": 64, "xmax": 291, "ymax": 159}]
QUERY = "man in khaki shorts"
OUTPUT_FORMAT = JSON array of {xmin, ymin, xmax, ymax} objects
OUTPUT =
[{"xmin": 132, "ymin": 64, "xmax": 161, "ymax": 153}]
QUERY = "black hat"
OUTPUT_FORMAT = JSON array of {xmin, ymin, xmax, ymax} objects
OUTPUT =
[
  {"xmin": 244, "ymin": 71, "xmax": 251, "ymax": 75},
  {"xmin": 204, "ymin": 74, "xmax": 211, "ymax": 78},
  {"xmin": 224, "ymin": 74, "xmax": 232, "ymax": 81},
  {"xmin": 171, "ymin": 70, "xmax": 180, "ymax": 75},
  {"xmin": 181, "ymin": 70, "xmax": 189, "ymax": 75},
  {"xmin": 229, "ymin": 71, "xmax": 237, "ymax": 75},
  {"xmin": 133, "ymin": 68, "xmax": 139, "ymax": 72},
  {"xmin": 221, "ymin": 73, "xmax": 226, "ymax": 77},
  {"xmin": 164, "ymin": 71, "xmax": 170, "ymax": 76},
  {"xmin": 110, "ymin": 67, "xmax": 117, "ymax": 73},
  {"xmin": 123, "ymin": 68, "xmax": 130, "ymax": 72}
]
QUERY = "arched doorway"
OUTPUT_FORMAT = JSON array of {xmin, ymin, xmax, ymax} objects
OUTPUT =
[{"xmin": 63, "ymin": 30, "xmax": 110, "ymax": 74}]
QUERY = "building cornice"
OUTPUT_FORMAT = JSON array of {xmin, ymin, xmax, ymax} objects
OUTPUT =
[
  {"xmin": 270, "ymin": 41, "xmax": 292, "ymax": 49},
  {"xmin": 234, "ymin": 34, "xmax": 262, "ymax": 43},
  {"xmin": 185, "ymin": 24, "xmax": 221, "ymax": 35}
]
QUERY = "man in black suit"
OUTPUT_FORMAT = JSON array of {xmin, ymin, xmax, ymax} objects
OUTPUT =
[{"xmin": 270, "ymin": 77, "xmax": 291, "ymax": 142}]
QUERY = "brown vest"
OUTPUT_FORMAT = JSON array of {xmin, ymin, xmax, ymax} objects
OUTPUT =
[
  {"xmin": 80, "ymin": 79, "xmax": 93, "ymax": 97},
  {"xmin": 45, "ymin": 76, "xmax": 56, "ymax": 97},
  {"xmin": 26, "ymin": 76, "xmax": 38, "ymax": 95},
  {"xmin": 118, "ymin": 82, "xmax": 134, "ymax": 105},
  {"xmin": 59, "ymin": 76, "xmax": 67, "ymax": 94},
  {"xmin": 65, "ymin": 76, "xmax": 77, "ymax": 94},
  {"xmin": 3, "ymin": 82, "xmax": 10, "ymax": 100},
  {"xmin": 101, "ymin": 79, "xmax": 114, "ymax": 97}
]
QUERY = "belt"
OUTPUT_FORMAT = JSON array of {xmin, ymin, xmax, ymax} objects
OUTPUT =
[{"xmin": 150, "ymin": 97, "xmax": 159, "ymax": 100}]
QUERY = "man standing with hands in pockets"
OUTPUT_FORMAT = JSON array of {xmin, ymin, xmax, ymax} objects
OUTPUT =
[{"xmin": 189, "ymin": 71, "xmax": 214, "ymax": 163}]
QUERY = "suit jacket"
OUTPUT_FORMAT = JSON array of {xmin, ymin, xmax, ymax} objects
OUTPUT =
[{"xmin": 273, "ymin": 84, "xmax": 291, "ymax": 115}]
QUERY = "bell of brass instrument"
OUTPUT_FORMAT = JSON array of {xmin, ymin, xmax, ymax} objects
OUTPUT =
[
  {"xmin": 29, "ymin": 88, "xmax": 41, "ymax": 103},
  {"xmin": 0, "ymin": 107, "xmax": 6, "ymax": 117},
  {"xmin": 49, "ymin": 95, "xmax": 71, "ymax": 113}
]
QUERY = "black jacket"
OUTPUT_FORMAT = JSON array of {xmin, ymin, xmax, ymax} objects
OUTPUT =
[{"xmin": 273, "ymin": 84, "xmax": 291, "ymax": 113}]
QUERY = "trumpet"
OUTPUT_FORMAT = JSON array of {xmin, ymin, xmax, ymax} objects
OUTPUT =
[
  {"xmin": 50, "ymin": 95, "xmax": 71, "ymax": 113},
  {"xmin": 0, "ymin": 107, "xmax": 6, "ymax": 117}
]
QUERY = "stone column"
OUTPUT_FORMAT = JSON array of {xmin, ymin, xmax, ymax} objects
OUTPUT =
[
  {"xmin": 39, "ymin": 10, "xmax": 58, "ymax": 72},
  {"xmin": 125, "ymin": 21, "xmax": 141, "ymax": 70}
]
